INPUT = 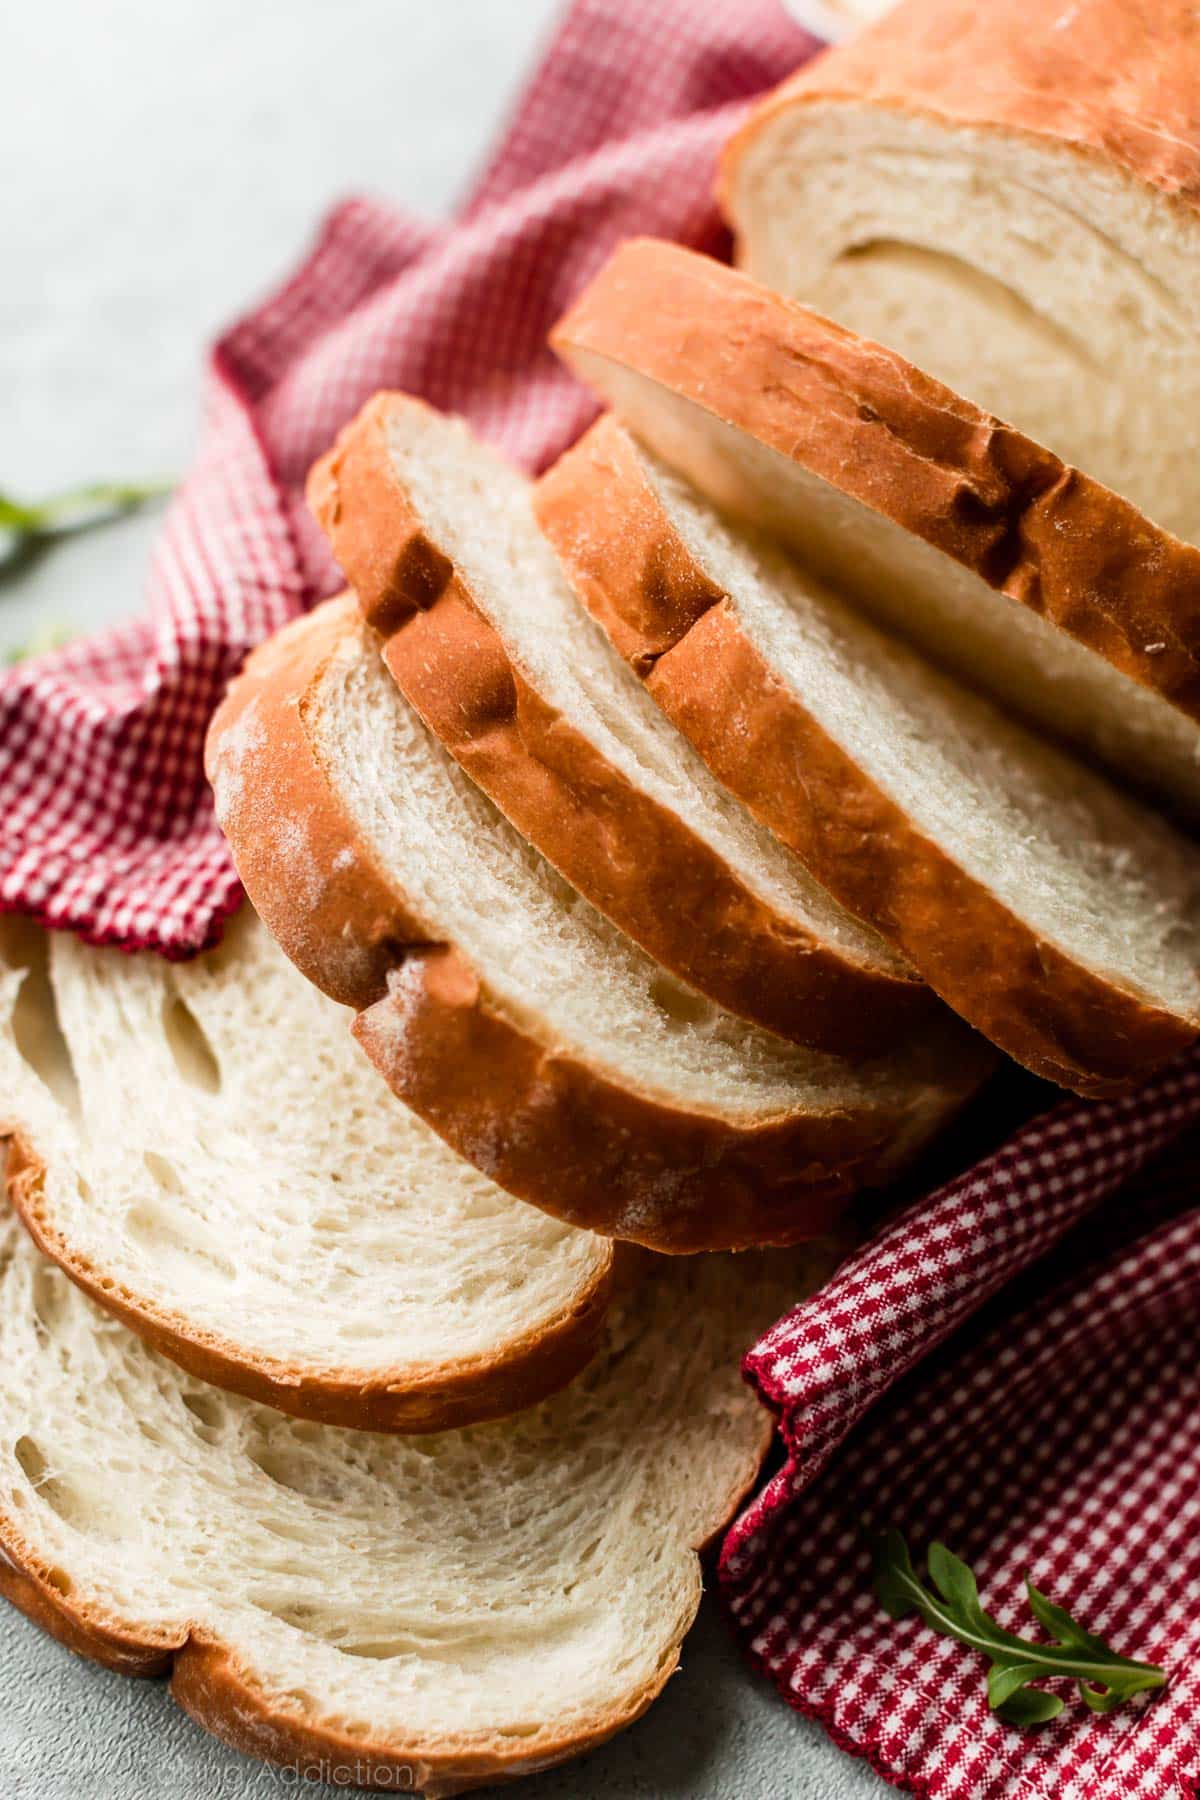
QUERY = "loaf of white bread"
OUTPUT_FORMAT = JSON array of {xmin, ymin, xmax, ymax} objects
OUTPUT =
[
  {"xmin": 721, "ymin": 0, "xmax": 1200, "ymax": 815},
  {"xmin": 548, "ymin": 250, "xmax": 1200, "ymax": 1094},
  {"xmin": 9, "ymin": 1, "xmax": 1200, "ymax": 1792}
]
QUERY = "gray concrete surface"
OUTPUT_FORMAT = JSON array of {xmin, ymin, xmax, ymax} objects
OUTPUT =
[{"xmin": 0, "ymin": 4, "xmax": 890, "ymax": 1794}]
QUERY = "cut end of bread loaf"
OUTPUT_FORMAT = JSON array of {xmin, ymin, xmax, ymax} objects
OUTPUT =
[
  {"xmin": 207, "ymin": 598, "xmax": 993, "ymax": 1248},
  {"xmin": 0, "ymin": 1194, "xmax": 841, "ymax": 1795},
  {"xmin": 308, "ymin": 392, "xmax": 928, "ymax": 1055},
  {"xmin": 0, "ymin": 908, "xmax": 614, "ymax": 1431},
  {"xmin": 551, "ymin": 238, "xmax": 1200, "ymax": 822},
  {"xmin": 536, "ymin": 409, "xmax": 1200, "ymax": 1094},
  {"xmin": 720, "ymin": 0, "xmax": 1200, "ymax": 550}
]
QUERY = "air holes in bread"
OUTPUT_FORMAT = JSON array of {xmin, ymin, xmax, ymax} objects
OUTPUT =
[
  {"xmin": 30, "ymin": 1265, "xmax": 68, "ymax": 1340},
  {"xmin": 142, "ymin": 1152, "xmax": 183, "ymax": 1196},
  {"xmin": 13, "ymin": 1437, "xmax": 83, "ymax": 1529},
  {"xmin": 832, "ymin": 240, "xmax": 1094, "ymax": 369},
  {"xmin": 180, "ymin": 1391, "xmax": 226, "ymax": 1439},
  {"xmin": 125, "ymin": 1201, "xmax": 237, "ymax": 1284},
  {"xmin": 6, "ymin": 930, "xmax": 80, "ymax": 1118},
  {"xmin": 248, "ymin": 1448, "xmax": 347, "ymax": 1505},
  {"xmin": 646, "ymin": 973, "xmax": 716, "ymax": 1029},
  {"xmin": 161, "ymin": 990, "xmax": 222, "ymax": 1094},
  {"xmin": 14, "ymin": 1436, "xmax": 47, "ymax": 1485}
]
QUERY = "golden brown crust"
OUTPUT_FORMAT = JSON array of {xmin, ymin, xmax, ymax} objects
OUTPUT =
[
  {"xmin": 204, "ymin": 596, "xmax": 421, "ymax": 1012},
  {"xmin": 206, "ymin": 598, "xmax": 985, "ymax": 1251},
  {"xmin": 2, "ymin": 1129, "xmax": 612, "ymax": 1434},
  {"xmin": 351, "ymin": 943, "xmax": 925, "ymax": 1253},
  {"xmin": 721, "ymin": 0, "xmax": 1200, "ymax": 224},
  {"xmin": 551, "ymin": 239, "xmax": 1200, "ymax": 734},
  {"xmin": 0, "ymin": 1536, "xmax": 664, "ymax": 1797},
  {"xmin": 307, "ymin": 395, "xmax": 929, "ymax": 1055},
  {"xmin": 170, "ymin": 1630, "xmax": 676, "ymax": 1798},
  {"xmin": 0, "ymin": 1405, "xmax": 773, "ymax": 1798},
  {"xmin": 535, "ymin": 413, "xmax": 1198, "ymax": 1096}
]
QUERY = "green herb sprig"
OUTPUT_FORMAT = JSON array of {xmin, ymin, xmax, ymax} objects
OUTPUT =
[
  {"xmin": 874, "ymin": 1531, "xmax": 1166, "ymax": 1726},
  {"xmin": 4, "ymin": 622, "xmax": 74, "ymax": 666},
  {"xmin": 0, "ymin": 479, "xmax": 171, "ymax": 548}
]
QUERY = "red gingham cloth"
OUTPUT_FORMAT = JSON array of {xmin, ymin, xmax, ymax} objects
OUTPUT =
[
  {"xmin": 3, "ymin": 7, "xmax": 1200, "ymax": 1798},
  {"xmin": 720, "ymin": 1064, "xmax": 1200, "ymax": 1800}
]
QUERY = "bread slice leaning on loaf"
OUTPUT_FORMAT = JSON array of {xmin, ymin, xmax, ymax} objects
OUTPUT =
[
  {"xmin": 536, "ymin": 416, "xmax": 1200, "ymax": 1096},
  {"xmin": 721, "ymin": 0, "xmax": 1200, "ymax": 548},
  {"xmin": 551, "ymin": 238, "xmax": 1200, "ymax": 821},
  {"xmin": 205, "ymin": 597, "xmax": 992, "ymax": 1251},
  {"xmin": 307, "ymin": 393, "xmax": 927, "ymax": 1054},
  {"xmin": 0, "ymin": 907, "xmax": 612, "ymax": 1431},
  {"xmin": 0, "ymin": 1189, "xmax": 839, "ymax": 1796}
]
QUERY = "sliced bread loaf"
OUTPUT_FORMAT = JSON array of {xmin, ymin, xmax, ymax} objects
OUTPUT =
[
  {"xmin": 307, "ymin": 394, "xmax": 925, "ymax": 1054},
  {"xmin": 0, "ymin": 1189, "xmax": 838, "ymax": 1795},
  {"xmin": 205, "ymin": 597, "xmax": 991, "ymax": 1251},
  {"xmin": 721, "ymin": 0, "xmax": 1200, "ymax": 546},
  {"xmin": 551, "ymin": 239, "xmax": 1200, "ymax": 820},
  {"xmin": 536, "ymin": 416, "xmax": 1200, "ymax": 1095},
  {"xmin": 0, "ymin": 906, "xmax": 612, "ymax": 1431}
]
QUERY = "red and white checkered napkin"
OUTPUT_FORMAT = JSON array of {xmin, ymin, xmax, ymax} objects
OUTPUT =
[
  {"xmin": 0, "ymin": 0, "xmax": 812, "ymax": 956},
  {"xmin": 722, "ymin": 1059, "xmax": 1200, "ymax": 1800}
]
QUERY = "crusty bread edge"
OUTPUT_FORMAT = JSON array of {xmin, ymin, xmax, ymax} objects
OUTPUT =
[
  {"xmin": 207, "ymin": 598, "xmax": 985, "ymax": 1251},
  {"xmin": 0, "ymin": 1301, "xmax": 775, "ymax": 1798},
  {"xmin": 719, "ymin": 0, "xmax": 1200, "ymax": 236},
  {"xmin": 307, "ymin": 396, "xmax": 930, "ymax": 1055},
  {"xmin": 535, "ymin": 413, "xmax": 1198, "ymax": 1095},
  {"xmin": 551, "ymin": 238, "xmax": 1200, "ymax": 735},
  {"xmin": 2, "ymin": 1127, "xmax": 613, "ymax": 1434}
]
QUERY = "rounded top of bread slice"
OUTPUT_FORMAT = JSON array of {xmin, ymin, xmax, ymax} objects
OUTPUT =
[
  {"xmin": 721, "ymin": 1, "xmax": 1200, "ymax": 565},
  {"xmin": 0, "ymin": 906, "xmax": 612, "ymax": 1431},
  {"xmin": 537, "ymin": 414, "xmax": 1200, "ymax": 1095},
  {"xmin": 0, "ymin": 1188, "xmax": 839, "ymax": 1796},
  {"xmin": 306, "ymin": 393, "xmax": 925, "ymax": 1054},
  {"xmin": 206, "ymin": 597, "xmax": 991, "ymax": 1250},
  {"xmin": 551, "ymin": 237, "xmax": 1200, "ymax": 820}
]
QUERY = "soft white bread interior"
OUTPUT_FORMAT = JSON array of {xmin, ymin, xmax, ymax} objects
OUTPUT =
[
  {"xmin": 551, "ymin": 239, "xmax": 1200, "ymax": 819},
  {"xmin": 0, "ymin": 907, "xmax": 612, "ymax": 1431},
  {"xmin": 0, "ymin": 1196, "xmax": 837, "ymax": 1797},
  {"xmin": 539, "ymin": 419, "xmax": 1200, "ymax": 1094},
  {"xmin": 308, "ymin": 393, "xmax": 923, "ymax": 1053},
  {"xmin": 206, "ymin": 599, "xmax": 991, "ymax": 1251},
  {"xmin": 722, "ymin": 2, "xmax": 1200, "ymax": 549},
  {"xmin": 785, "ymin": 0, "xmax": 894, "ymax": 40}
]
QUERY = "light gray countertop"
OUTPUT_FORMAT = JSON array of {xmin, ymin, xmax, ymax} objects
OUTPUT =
[{"xmin": 0, "ymin": 5, "xmax": 888, "ymax": 1794}]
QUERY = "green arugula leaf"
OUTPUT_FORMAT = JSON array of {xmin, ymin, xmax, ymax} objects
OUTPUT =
[
  {"xmin": 0, "ymin": 479, "xmax": 171, "ymax": 555},
  {"xmin": 4, "ymin": 622, "xmax": 74, "ymax": 665},
  {"xmin": 872, "ymin": 1531, "xmax": 1166, "ymax": 1727}
]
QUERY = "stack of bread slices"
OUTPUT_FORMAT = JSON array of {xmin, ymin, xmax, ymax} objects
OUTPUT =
[{"xmin": 4, "ymin": 0, "xmax": 1200, "ymax": 1791}]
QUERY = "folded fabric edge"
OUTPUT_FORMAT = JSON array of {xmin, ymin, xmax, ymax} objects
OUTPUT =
[{"xmin": 729, "ymin": 1623, "xmax": 1047, "ymax": 1800}]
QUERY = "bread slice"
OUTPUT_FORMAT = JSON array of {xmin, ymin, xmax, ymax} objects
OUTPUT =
[
  {"xmin": 0, "ymin": 1188, "xmax": 838, "ymax": 1797},
  {"xmin": 721, "ymin": 0, "xmax": 1200, "ymax": 547},
  {"xmin": 205, "ymin": 597, "xmax": 991, "ymax": 1251},
  {"xmin": 536, "ymin": 415, "xmax": 1200, "ymax": 1095},
  {"xmin": 307, "ymin": 394, "xmax": 926, "ymax": 1054},
  {"xmin": 550, "ymin": 238, "xmax": 1200, "ymax": 821},
  {"xmin": 0, "ymin": 906, "xmax": 612, "ymax": 1432}
]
